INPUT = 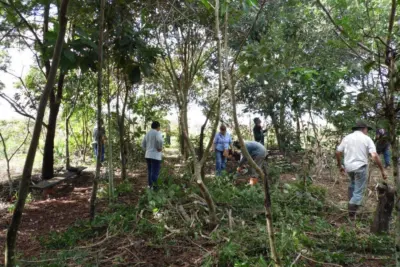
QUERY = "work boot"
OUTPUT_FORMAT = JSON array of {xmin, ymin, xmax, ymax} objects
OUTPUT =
[{"xmin": 348, "ymin": 203, "xmax": 359, "ymax": 219}]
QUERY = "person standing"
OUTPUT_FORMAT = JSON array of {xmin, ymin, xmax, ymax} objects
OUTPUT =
[
  {"xmin": 375, "ymin": 128, "xmax": 390, "ymax": 168},
  {"xmin": 212, "ymin": 125, "xmax": 232, "ymax": 176},
  {"xmin": 253, "ymin": 117, "xmax": 267, "ymax": 145},
  {"xmin": 93, "ymin": 119, "xmax": 106, "ymax": 162},
  {"xmin": 233, "ymin": 140, "xmax": 267, "ymax": 178},
  {"xmin": 142, "ymin": 121, "xmax": 164, "ymax": 188},
  {"xmin": 336, "ymin": 121, "xmax": 387, "ymax": 219}
]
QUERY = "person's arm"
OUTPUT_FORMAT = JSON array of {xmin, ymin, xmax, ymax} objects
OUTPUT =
[
  {"xmin": 371, "ymin": 152, "xmax": 386, "ymax": 179},
  {"xmin": 367, "ymin": 137, "xmax": 386, "ymax": 179},
  {"xmin": 335, "ymin": 151, "xmax": 345, "ymax": 174},
  {"xmin": 156, "ymin": 132, "xmax": 163, "ymax": 152},
  {"xmin": 336, "ymin": 139, "xmax": 346, "ymax": 174}
]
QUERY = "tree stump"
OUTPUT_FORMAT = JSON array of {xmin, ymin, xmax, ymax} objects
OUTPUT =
[{"xmin": 371, "ymin": 183, "xmax": 395, "ymax": 234}]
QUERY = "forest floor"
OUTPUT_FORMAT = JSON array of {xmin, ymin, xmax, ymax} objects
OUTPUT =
[{"xmin": 0, "ymin": 150, "xmax": 395, "ymax": 266}]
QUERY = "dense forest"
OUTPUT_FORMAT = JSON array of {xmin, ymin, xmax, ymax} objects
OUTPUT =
[{"xmin": 0, "ymin": 0, "xmax": 399, "ymax": 266}]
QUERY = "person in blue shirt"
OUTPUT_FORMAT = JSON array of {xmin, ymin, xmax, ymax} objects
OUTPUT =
[
  {"xmin": 212, "ymin": 125, "xmax": 233, "ymax": 176},
  {"xmin": 233, "ymin": 140, "xmax": 267, "ymax": 178}
]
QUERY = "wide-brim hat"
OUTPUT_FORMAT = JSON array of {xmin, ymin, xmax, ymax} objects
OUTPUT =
[{"xmin": 352, "ymin": 121, "xmax": 373, "ymax": 131}]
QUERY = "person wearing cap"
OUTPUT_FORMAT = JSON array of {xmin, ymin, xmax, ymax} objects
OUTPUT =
[
  {"xmin": 375, "ymin": 128, "xmax": 390, "ymax": 168},
  {"xmin": 336, "ymin": 121, "xmax": 387, "ymax": 219},
  {"xmin": 212, "ymin": 125, "xmax": 233, "ymax": 176},
  {"xmin": 233, "ymin": 140, "xmax": 267, "ymax": 178},
  {"xmin": 253, "ymin": 118, "xmax": 267, "ymax": 145}
]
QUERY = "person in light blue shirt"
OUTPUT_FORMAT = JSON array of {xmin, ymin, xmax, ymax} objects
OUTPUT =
[
  {"xmin": 233, "ymin": 140, "xmax": 267, "ymax": 178},
  {"xmin": 212, "ymin": 125, "xmax": 232, "ymax": 176},
  {"xmin": 142, "ymin": 121, "xmax": 164, "ymax": 188}
]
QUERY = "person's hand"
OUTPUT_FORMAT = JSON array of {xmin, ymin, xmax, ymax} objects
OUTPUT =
[
  {"xmin": 382, "ymin": 171, "xmax": 388, "ymax": 180},
  {"xmin": 339, "ymin": 165, "xmax": 345, "ymax": 175}
]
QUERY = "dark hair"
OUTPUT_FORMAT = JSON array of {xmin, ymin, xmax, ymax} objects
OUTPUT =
[
  {"xmin": 233, "ymin": 141, "xmax": 241, "ymax": 149},
  {"xmin": 220, "ymin": 125, "xmax": 227, "ymax": 131},
  {"xmin": 151, "ymin": 121, "xmax": 160, "ymax": 129},
  {"xmin": 253, "ymin": 117, "xmax": 261, "ymax": 123}
]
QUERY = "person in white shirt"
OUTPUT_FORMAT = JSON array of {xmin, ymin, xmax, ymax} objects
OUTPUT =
[
  {"xmin": 142, "ymin": 121, "xmax": 164, "ymax": 188},
  {"xmin": 336, "ymin": 121, "xmax": 387, "ymax": 219}
]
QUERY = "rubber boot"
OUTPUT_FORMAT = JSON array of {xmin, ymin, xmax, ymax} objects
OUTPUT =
[
  {"xmin": 348, "ymin": 187, "xmax": 354, "ymax": 201},
  {"xmin": 348, "ymin": 203, "xmax": 359, "ymax": 220}
]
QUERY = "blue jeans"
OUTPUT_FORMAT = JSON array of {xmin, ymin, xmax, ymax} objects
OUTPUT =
[
  {"xmin": 94, "ymin": 143, "xmax": 105, "ymax": 162},
  {"xmin": 348, "ymin": 165, "xmax": 368, "ymax": 205},
  {"xmin": 146, "ymin": 158, "xmax": 161, "ymax": 188},
  {"xmin": 215, "ymin": 150, "xmax": 227, "ymax": 176},
  {"xmin": 381, "ymin": 148, "xmax": 390, "ymax": 167}
]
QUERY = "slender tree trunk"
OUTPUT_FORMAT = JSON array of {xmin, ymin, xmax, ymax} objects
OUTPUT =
[
  {"xmin": 107, "ymin": 64, "xmax": 114, "ymax": 201},
  {"xmin": 219, "ymin": 1, "xmax": 281, "ymax": 264},
  {"xmin": 0, "ymin": 133, "xmax": 13, "ymax": 197},
  {"xmin": 4, "ymin": 1, "xmax": 69, "ymax": 265},
  {"xmin": 119, "ymin": 84, "xmax": 129, "ymax": 180},
  {"xmin": 42, "ymin": 73, "xmax": 65, "ymax": 179},
  {"xmin": 65, "ymin": 118, "xmax": 70, "ymax": 169},
  {"xmin": 89, "ymin": 0, "xmax": 105, "ymax": 221},
  {"xmin": 269, "ymin": 110, "xmax": 281, "ymax": 150}
]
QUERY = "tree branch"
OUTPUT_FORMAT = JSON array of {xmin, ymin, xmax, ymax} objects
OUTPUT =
[{"xmin": 316, "ymin": 0, "xmax": 379, "ymax": 57}]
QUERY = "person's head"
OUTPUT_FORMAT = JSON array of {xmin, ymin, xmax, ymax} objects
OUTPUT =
[
  {"xmin": 219, "ymin": 125, "xmax": 227, "ymax": 135},
  {"xmin": 253, "ymin": 117, "xmax": 261, "ymax": 125},
  {"xmin": 352, "ymin": 121, "xmax": 372, "ymax": 135},
  {"xmin": 376, "ymin": 128, "xmax": 385, "ymax": 138},
  {"xmin": 151, "ymin": 121, "xmax": 161, "ymax": 131},
  {"xmin": 233, "ymin": 140, "xmax": 241, "ymax": 149}
]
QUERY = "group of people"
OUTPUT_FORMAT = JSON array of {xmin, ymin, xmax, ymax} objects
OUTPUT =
[
  {"xmin": 138, "ymin": 118, "xmax": 269, "ymax": 188},
  {"xmin": 94, "ymin": 118, "xmax": 392, "ymax": 219},
  {"xmin": 212, "ymin": 117, "xmax": 268, "ymax": 179}
]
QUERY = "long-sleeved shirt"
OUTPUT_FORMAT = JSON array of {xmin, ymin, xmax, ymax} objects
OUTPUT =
[
  {"xmin": 93, "ymin": 126, "xmax": 106, "ymax": 144},
  {"xmin": 142, "ymin": 129, "xmax": 164, "ymax": 161},
  {"xmin": 239, "ymin": 141, "xmax": 267, "ymax": 166},
  {"xmin": 214, "ymin": 132, "xmax": 232, "ymax": 152}
]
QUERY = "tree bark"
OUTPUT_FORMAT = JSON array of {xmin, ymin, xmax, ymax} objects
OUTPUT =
[
  {"xmin": 221, "ymin": 3, "xmax": 281, "ymax": 265},
  {"xmin": 4, "ymin": 0, "xmax": 69, "ymax": 265},
  {"xmin": 118, "ymin": 81, "xmax": 129, "ymax": 180},
  {"xmin": 42, "ymin": 73, "xmax": 65, "ymax": 179},
  {"xmin": 107, "ymin": 64, "xmax": 114, "ymax": 201},
  {"xmin": 89, "ymin": 0, "xmax": 105, "ymax": 221},
  {"xmin": 371, "ymin": 183, "xmax": 395, "ymax": 234},
  {"xmin": 0, "ymin": 133, "xmax": 13, "ymax": 197}
]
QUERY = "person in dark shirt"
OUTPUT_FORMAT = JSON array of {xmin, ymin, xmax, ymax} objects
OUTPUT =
[
  {"xmin": 253, "ymin": 117, "xmax": 267, "ymax": 145},
  {"xmin": 375, "ymin": 128, "xmax": 390, "ymax": 168}
]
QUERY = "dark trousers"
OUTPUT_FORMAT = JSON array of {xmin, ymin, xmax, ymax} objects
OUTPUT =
[{"xmin": 146, "ymin": 158, "xmax": 161, "ymax": 188}]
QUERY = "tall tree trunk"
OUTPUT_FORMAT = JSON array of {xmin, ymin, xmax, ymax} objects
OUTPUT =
[
  {"xmin": 107, "ymin": 64, "xmax": 114, "ymax": 201},
  {"xmin": 295, "ymin": 108, "xmax": 301, "ymax": 149},
  {"xmin": 0, "ymin": 133, "xmax": 13, "ymax": 197},
  {"xmin": 118, "ymin": 84, "xmax": 129, "ymax": 180},
  {"xmin": 269, "ymin": 110, "xmax": 282, "ymax": 150},
  {"xmin": 42, "ymin": 73, "xmax": 65, "ymax": 179},
  {"xmin": 65, "ymin": 117, "xmax": 70, "ymax": 169},
  {"xmin": 219, "ymin": 1, "xmax": 281, "ymax": 264},
  {"xmin": 4, "ymin": 1, "xmax": 69, "ymax": 265},
  {"xmin": 89, "ymin": 0, "xmax": 105, "ymax": 221}
]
